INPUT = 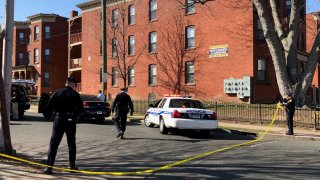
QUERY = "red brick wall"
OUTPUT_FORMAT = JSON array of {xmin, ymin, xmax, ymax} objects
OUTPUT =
[{"xmin": 78, "ymin": 0, "xmax": 306, "ymax": 103}]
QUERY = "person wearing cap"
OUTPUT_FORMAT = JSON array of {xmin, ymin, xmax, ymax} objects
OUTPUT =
[
  {"xmin": 43, "ymin": 77, "xmax": 84, "ymax": 174},
  {"xmin": 111, "ymin": 87, "xmax": 134, "ymax": 139},
  {"xmin": 280, "ymin": 93, "xmax": 295, "ymax": 135}
]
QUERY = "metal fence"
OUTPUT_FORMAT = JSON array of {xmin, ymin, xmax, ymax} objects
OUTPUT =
[{"xmin": 132, "ymin": 100, "xmax": 320, "ymax": 129}]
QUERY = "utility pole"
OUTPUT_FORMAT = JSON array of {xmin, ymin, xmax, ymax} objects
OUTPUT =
[
  {"xmin": 101, "ymin": 0, "xmax": 107, "ymax": 101},
  {"xmin": 0, "ymin": 0, "xmax": 14, "ymax": 153}
]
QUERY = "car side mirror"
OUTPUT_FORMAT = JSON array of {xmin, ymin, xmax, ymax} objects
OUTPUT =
[{"xmin": 149, "ymin": 104, "xmax": 154, "ymax": 108}]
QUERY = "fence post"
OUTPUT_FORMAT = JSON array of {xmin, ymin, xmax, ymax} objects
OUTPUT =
[
  {"xmin": 315, "ymin": 113, "xmax": 317, "ymax": 130},
  {"xmin": 259, "ymin": 103, "xmax": 262, "ymax": 124},
  {"xmin": 215, "ymin": 102, "xmax": 218, "ymax": 115}
]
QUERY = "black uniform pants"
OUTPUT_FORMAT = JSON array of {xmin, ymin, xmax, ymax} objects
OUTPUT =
[
  {"xmin": 46, "ymin": 115, "xmax": 77, "ymax": 168},
  {"xmin": 113, "ymin": 109, "xmax": 129, "ymax": 133},
  {"xmin": 286, "ymin": 109, "xmax": 295, "ymax": 134}
]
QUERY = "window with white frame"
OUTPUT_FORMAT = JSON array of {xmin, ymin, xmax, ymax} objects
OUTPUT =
[
  {"xmin": 149, "ymin": 0, "xmax": 157, "ymax": 21},
  {"xmin": 148, "ymin": 64, "xmax": 156, "ymax": 85},
  {"xmin": 27, "ymin": 31, "xmax": 31, "ymax": 44},
  {"xmin": 257, "ymin": 59, "xmax": 267, "ymax": 81},
  {"xmin": 27, "ymin": 51, "xmax": 31, "ymax": 65},
  {"xmin": 34, "ymin": 72, "xmax": 38, "ymax": 84},
  {"xmin": 18, "ymin": 52, "xmax": 24, "ymax": 65},
  {"xmin": 19, "ymin": 32, "xmax": 24, "ymax": 44},
  {"xmin": 186, "ymin": 26, "xmax": 195, "ymax": 49},
  {"xmin": 44, "ymin": 26, "xmax": 50, "ymax": 38},
  {"xmin": 128, "ymin": 66, "xmax": 135, "ymax": 86},
  {"xmin": 34, "ymin": 48, "xmax": 39, "ymax": 63},
  {"xmin": 185, "ymin": 61, "xmax": 195, "ymax": 84},
  {"xmin": 44, "ymin": 72, "xmax": 50, "ymax": 87},
  {"xmin": 44, "ymin": 48, "xmax": 50, "ymax": 63},
  {"xmin": 128, "ymin": 5, "xmax": 135, "ymax": 25},
  {"xmin": 112, "ymin": 67, "xmax": 118, "ymax": 86},
  {"xmin": 112, "ymin": 9, "xmax": 119, "ymax": 27},
  {"xmin": 186, "ymin": 0, "xmax": 195, "ymax": 14},
  {"xmin": 34, "ymin": 26, "xmax": 39, "ymax": 40},
  {"xmin": 149, "ymin": 32, "xmax": 157, "ymax": 53},
  {"xmin": 128, "ymin": 35, "xmax": 135, "ymax": 55},
  {"xmin": 112, "ymin": 38, "xmax": 118, "ymax": 57}
]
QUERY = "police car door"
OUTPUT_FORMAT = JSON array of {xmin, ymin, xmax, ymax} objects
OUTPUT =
[{"xmin": 151, "ymin": 98, "xmax": 167, "ymax": 124}]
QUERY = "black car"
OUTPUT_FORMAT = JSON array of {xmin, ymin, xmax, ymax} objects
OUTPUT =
[
  {"xmin": 11, "ymin": 84, "xmax": 31, "ymax": 119},
  {"xmin": 39, "ymin": 93, "xmax": 111, "ymax": 123}
]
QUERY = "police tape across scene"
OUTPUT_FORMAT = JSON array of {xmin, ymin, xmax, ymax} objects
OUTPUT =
[{"xmin": 0, "ymin": 105, "xmax": 281, "ymax": 176}]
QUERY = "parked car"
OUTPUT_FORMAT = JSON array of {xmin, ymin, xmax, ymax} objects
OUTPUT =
[
  {"xmin": 38, "ymin": 93, "xmax": 111, "ymax": 123},
  {"xmin": 11, "ymin": 84, "xmax": 31, "ymax": 119},
  {"xmin": 144, "ymin": 95, "xmax": 218, "ymax": 135}
]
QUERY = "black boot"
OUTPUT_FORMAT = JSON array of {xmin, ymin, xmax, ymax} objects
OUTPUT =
[{"xmin": 43, "ymin": 167, "xmax": 53, "ymax": 174}]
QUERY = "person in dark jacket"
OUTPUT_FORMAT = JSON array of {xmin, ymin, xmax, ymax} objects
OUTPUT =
[
  {"xmin": 111, "ymin": 87, "xmax": 134, "ymax": 139},
  {"xmin": 43, "ymin": 77, "xmax": 84, "ymax": 174},
  {"xmin": 281, "ymin": 93, "xmax": 295, "ymax": 135}
]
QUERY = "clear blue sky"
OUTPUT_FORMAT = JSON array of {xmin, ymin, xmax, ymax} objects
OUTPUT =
[{"xmin": 0, "ymin": 0, "xmax": 320, "ymax": 23}]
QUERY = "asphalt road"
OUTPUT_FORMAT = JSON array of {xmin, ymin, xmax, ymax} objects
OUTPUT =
[{"xmin": 6, "ymin": 111, "xmax": 320, "ymax": 179}]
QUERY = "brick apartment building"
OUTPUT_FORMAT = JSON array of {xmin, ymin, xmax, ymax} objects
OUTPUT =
[
  {"xmin": 12, "ymin": 14, "xmax": 69, "ymax": 96},
  {"xmin": 69, "ymin": 0, "xmax": 312, "ymax": 103}
]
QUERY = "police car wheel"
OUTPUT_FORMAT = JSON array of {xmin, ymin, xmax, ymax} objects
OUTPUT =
[
  {"xmin": 159, "ymin": 118, "xmax": 168, "ymax": 134},
  {"xmin": 144, "ymin": 114, "xmax": 154, "ymax": 127}
]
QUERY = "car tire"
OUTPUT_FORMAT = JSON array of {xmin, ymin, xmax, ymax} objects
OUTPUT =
[
  {"xmin": 18, "ymin": 109, "xmax": 24, "ymax": 119},
  {"xmin": 159, "ymin": 118, "xmax": 168, "ymax": 134},
  {"xmin": 144, "ymin": 114, "xmax": 154, "ymax": 127}
]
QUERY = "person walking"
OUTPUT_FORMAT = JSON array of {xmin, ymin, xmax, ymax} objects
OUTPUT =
[
  {"xmin": 111, "ymin": 87, "xmax": 134, "ymax": 139},
  {"xmin": 281, "ymin": 93, "xmax": 295, "ymax": 135},
  {"xmin": 43, "ymin": 77, "xmax": 84, "ymax": 174},
  {"xmin": 97, "ymin": 90, "xmax": 105, "ymax": 102}
]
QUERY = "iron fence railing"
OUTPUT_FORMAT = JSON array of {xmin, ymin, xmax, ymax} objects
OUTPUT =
[{"xmin": 131, "ymin": 100, "xmax": 320, "ymax": 129}]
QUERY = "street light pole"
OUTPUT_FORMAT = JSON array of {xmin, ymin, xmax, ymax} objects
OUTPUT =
[
  {"xmin": 0, "ymin": 0, "xmax": 14, "ymax": 153},
  {"xmin": 101, "ymin": 0, "xmax": 107, "ymax": 101}
]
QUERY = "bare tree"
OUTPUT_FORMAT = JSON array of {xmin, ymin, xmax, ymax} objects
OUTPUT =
[
  {"xmin": 153, "ymin": 12, "xmax": 202, "ymax": 95},
  {"xmin": 107, "ymin": 1, "xmax": 146, "ymax": 88}
]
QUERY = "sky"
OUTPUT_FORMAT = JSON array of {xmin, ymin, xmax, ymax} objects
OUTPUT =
[{"xmin": 0, "ymin": 0, "xmax": 320, "ymax": 23}]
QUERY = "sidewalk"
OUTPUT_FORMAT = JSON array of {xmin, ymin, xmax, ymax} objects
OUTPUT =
[{"xmin": 1, "ymin": 114, "xmax": 320, "ymax": 179}]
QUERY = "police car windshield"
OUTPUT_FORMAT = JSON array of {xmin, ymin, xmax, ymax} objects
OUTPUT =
[{"xmin": 169, "ymin": 99, "xmax": 205, "ymax": 109}]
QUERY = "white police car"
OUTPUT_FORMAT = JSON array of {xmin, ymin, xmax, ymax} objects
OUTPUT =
[{"xmin": 144, "ymin": 96, "xmax": 218, "ymax": 135}]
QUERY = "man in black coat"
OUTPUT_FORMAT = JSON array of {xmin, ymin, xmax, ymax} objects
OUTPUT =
[
  {"xmin": 43, "ymin": 78, "xmax": 84, "ymax": 174},
  {"xmin": 281, "ymin": 93, "xmax": 295, "ymax": 135},
  {"xmin": 111, "ymin": 87, "xmax": 134, "ymax": 139}
]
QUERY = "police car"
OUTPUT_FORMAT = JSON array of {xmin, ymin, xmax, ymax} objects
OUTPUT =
[{"xmin": 144, "ymin": 95, "xmax": 218, "ymax": 135}]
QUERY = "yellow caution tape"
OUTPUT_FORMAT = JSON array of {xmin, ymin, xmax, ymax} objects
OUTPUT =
[{"xmin": 0, "ymin": 106, "xmax": 280, "ymax": 175}]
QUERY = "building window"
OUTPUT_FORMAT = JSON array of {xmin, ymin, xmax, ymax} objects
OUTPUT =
[
  {"xmin": 148, "ymin": 64, "xmax": 157, "ymax": 85},
  {"xmin": 18, "ymin": 52, "xmax": 24, "ymax": 65},
  {"xmin": 34, "ymin": 72, "xmax": 38, "ymax": 84},
  {"xmin": 149, "ymin": 32, "xmax": 157, "ymax": 53},
  {"xmin": 34, "ymin": 48, "xmax": 39, "ymax": 63},
  {"xmin": 44, "ymin": 48, "xmax": 50, "ymax": 63},
  {"xmin": 99, "ymin": 68, "xmax": 102, "ymax": 83},
  {"xmin": 286, "ymin": 0, "xmax": 291, "ymax": 16},
  {"xmin": 112, "ymin": 9, "xmax": 119, "ymax": 27},
  {"xmin": 112, "ymin": 67, "xmax": 118, "ymax": 86},
  {"xmin": 186, "ymin": 26, "xmax": 195, "ymax": 49},
  {"xmin": 112, "ymin": 38, "xmax": 118, "ymax": 57},
  {"xmin": 44, "ymin": 26, "xmax": 50, "ymax": 39},
  {"xmin": 27, "ymin": 31, "xmax": 31, "ymax": 44},
  {"xmin": 186, "ymin": 0, "xmax": 195, "ymax": 14},
  {"xmin": 256, "ymin": 18, "xmax": 264, "ymax": 41},
  {"xmin": 298, "ymin": 33, "xmax": 305, "ymax": 50},
  {"xmin": 128, "ymin": 5, "xmax": 135, "ymax": 25},
  {"xmin": 128, "ymin": 66, "xmax": 135, "ymax": 86},
  {"xmin": 44, "ymin": 72, "xmax": 50, "ymax": 87},
  {"xmin": 257, "ymin": 59, "xmax": 267, "ymax": 81},
  {"xmin": 185, "ymin": 61, "xmax": 195, "ymax": 84},
  {"xmin": 34, "ymin": 26, "xmax": 39, "ymax": 40},
  {"xmin": 149, "ymin": 0, "xmax": 157, "ymax": 21},
  {"xmin": 19, "ymin": 32, "xmax": 24, "ymax": 45},
  {"xmin": 27, "ymin": 51, "xmax": 31, "ymax": 65},
  {"xmin": 128, "ymin": 35, "xmax": 135, "ymax": 55}
]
